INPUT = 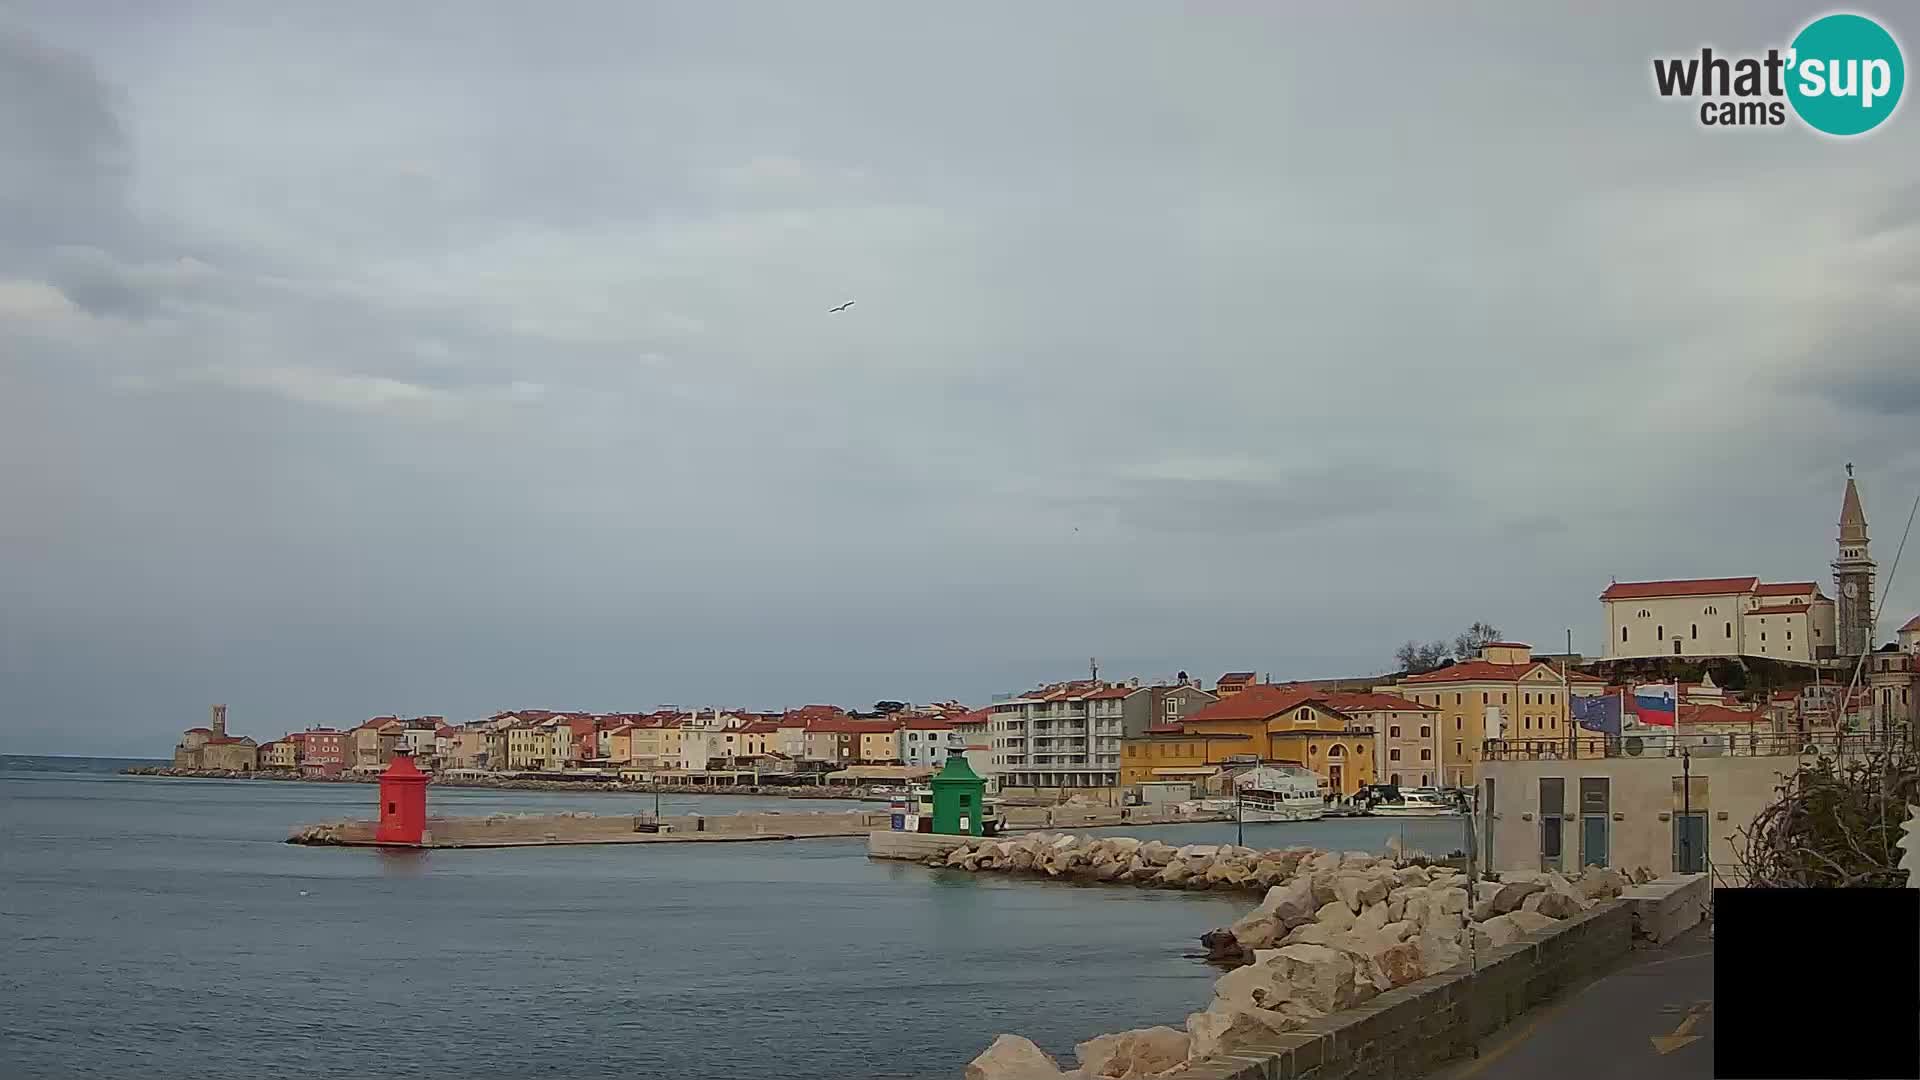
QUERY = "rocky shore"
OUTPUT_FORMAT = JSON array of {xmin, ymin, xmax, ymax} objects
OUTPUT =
[
  {"xmin": 118, "ymin": 765, "xmax": 885, "ymax": 800},
  {"xmin": 933, "ymin": 832, "xmax": 1647, "ymax": 1079}
]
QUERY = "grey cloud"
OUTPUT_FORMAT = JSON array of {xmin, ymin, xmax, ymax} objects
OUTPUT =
[{"xmin": 3, "ymin": 4, "xmax": 1919, "ymax": 753}]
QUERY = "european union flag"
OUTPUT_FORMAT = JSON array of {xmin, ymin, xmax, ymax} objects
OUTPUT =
[{"xmin": 1572, "ymin": 694, "xmax": 1622, "ymax": 736}]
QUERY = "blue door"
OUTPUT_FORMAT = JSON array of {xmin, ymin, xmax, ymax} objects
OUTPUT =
[{"xmin": 1581, "ymin": 815, "xmax": 1609, "ymax": 867}]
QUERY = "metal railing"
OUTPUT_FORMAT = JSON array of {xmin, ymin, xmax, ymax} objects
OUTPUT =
[{"xmin": 1482, "ymin": 730, "xmax": 1905, "ymax": 761}]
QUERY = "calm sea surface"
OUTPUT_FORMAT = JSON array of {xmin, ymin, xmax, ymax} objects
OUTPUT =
[{"xmin": 0, "ymin": 757, "xmax": 1464, "ymax": 1080}]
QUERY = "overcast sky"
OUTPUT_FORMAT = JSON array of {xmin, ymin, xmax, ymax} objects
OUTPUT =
[{"xmin": 4, "ymin": 2, "xmax": 1917, "ymax": 756}]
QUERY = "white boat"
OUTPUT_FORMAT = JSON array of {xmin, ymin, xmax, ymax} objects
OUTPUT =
[
  {"xmin": 1368, "ymin": 787, "xmax": 1460, "ymax": 817},
  {"xmin": 1231, "ymin": 765, "xmax": 1326, "ymax": 822}
]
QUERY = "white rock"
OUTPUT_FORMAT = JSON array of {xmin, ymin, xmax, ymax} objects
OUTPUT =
[
  {"xmin": 1260, "ymin": 874, "xmax": 1318, "ymax": 928},
  {"xmin": 1535, "ymin": 890, "xmax": 1585, "ymax": 919},
  {"xmin": 966, "ymin": 1034, "xmax": 1065, "ymax": 1080},
  {"xmin": 1507, "ymin": 910, "xmax": 1558, "ymax": 935},
  {"xmin": 1492, "ymin": 881, "xmax": 1544, "ymax": 914},
  {"xmin": 1353, "ymin": 901, "xmax": 1389, "ymax": 936},
  {"xmin": 1268, "ymin": 943, "xmax": 1358, "ymax": 1014},
  {"xmin": 1185, "ymin": 1006, "xmax": 1295, "ymax": 1063},
  {"xmin": 1473, "ymin": 913, "xmax": 1526, "ymax": 950},
  {"xmin": 1211, "ymin": 963, "xmax": 1292, "ymax": 1013},
  {"xmin": 1416, "ymin": 928, "xmax": 1464, "ymax": 972},
  {"xmin": 1075, "ymin": 1026, "xmax": 1189, "ymax": 1079},
  {"xmin": 1315, "ymin": 900, "xmax": 1357, "ymax": 932},
  {"xmin": 1229, "ymin": 911, "xmax": 1283, "ymax": 951}
]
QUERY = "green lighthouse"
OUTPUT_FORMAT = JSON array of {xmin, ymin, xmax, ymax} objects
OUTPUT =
[{"xmin": 929, "ymin": 750, "xmax": 986, "ymax": 836}]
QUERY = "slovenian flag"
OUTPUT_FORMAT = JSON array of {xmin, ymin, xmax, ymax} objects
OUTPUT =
[{"xmin": 1630, "ymin": 683, "xmax": 1678, "ymax": 727}]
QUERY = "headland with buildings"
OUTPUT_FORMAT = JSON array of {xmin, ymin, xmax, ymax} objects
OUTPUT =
[{"xmin": 146, "ymin": 473, "xmax": 1920, "ymax": 878}]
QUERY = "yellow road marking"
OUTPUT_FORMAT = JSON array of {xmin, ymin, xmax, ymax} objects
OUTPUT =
[{"xmin": 1651, "ymin": 1001, "xmax": 1712, "ymax": 1055}]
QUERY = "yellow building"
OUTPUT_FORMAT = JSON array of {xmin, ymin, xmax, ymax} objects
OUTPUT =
[
  {"xmin": 628, "ymin": 720, "xmax": 684, "ymax": 765},
  {"xmin": 1389, "ymin": 642, "xmax": 1604, "ymax": 787},
  {"xmin": 263, "ymin": 740, "xmax": 299, "ymax": 770},
  {"xmin": 858, "ymin": 726, "xmax": 901, "ymax": 764},
  {"xmin": 606, "ymin": 726, "xmax": 634, "ymax": 764},
  {"xmin": 1119, "ymin": 730, "xmax": 1259, "ymax": 788},
  {"xmin": 1122, "ymin": 685, "xmax": 1376, "ymax": 796},
  {"xmin": 506, "ymin": 723, "xmax": 549, "ymax": 770}
]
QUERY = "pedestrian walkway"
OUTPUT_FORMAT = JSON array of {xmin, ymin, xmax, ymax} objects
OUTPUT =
[{"xmin": 1434, "ymin": 924, "xmax": 1714, "ymax": 1080}]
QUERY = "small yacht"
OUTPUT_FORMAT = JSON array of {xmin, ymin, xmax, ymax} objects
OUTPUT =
[{"xmin": 1368, "ymin": 785, "xmax": 1461, "ymax": 817}]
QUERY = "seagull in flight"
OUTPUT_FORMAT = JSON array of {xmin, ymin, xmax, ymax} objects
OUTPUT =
[{"xmin": 829, "ymin": 301, "xmax": 855, "ymax": 313}]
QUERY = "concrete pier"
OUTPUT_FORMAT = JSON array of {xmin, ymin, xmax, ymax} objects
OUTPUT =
[{"xmin": 290, "ymin": 809, "xmax": 892, "ymax": 848}]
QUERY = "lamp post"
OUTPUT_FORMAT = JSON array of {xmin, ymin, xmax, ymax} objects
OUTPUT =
[
  {"xmin": 1680, "ymin": 744, "xmax": 1693, "ymax": 873},
  {"xmin": 1236, "ymin": 781, "xmax": 1245, "ymax": 848}
]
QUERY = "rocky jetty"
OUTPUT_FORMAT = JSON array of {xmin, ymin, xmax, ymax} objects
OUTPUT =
[{"xmin": 950, "ymin": 834, "xmax": 1644, "ymax": 1079}]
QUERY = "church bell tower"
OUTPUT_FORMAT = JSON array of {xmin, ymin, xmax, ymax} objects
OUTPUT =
[{"xmin": 1833, "ymin": 466, "xmax": 1876, "ymax": 656}]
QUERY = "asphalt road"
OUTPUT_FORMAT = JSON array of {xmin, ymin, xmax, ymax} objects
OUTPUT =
[{"xmin": 1434, "ymin": 924, "xmax": 1715, "ymax": 1080}]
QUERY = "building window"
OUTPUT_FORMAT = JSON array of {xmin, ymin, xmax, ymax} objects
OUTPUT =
[
  {"xmin": 1420, "ymin": 725, "xmax": 1432, "ymax": 738},
  {"xmin": 1657, "ymin": 625, "xmax": 1664, "ymax": 639},
  {"xmin": 1725, "ymin": 622, "xmax": 1733, "ymax": 638},
  {"xmin": 1524, "ymin": 718, "xmax": 1532, "ymax": 730},
  {"xmin": 1455, "ymin": 693, "xmax": 1463, "ymax": 705},
  {"xmin": 1639, "ymin": 608, "xmax": 1651, "ymax": 618},
  {"xmin": 1786, "ymin": 630, "xmax": 1792, "ymax": 640},
  {"xmin": 1390, "ymin": 749, "xmax": 1402, "ymax": 761},
  {"xmin": 1691, "ymin": 624, "xmax": 1698, "ymax": 639},
  {"xmin": 1309, "ymin": 744, "xmax": 1318, "ymax": 755},
  {"xmin": 1328, "ymin": 745, "xmax": 1344, "ymax": 758},
  {"xmin": 1389, "ymin": 725, "xmax": 1401, "ymax": 738},
  {"xmin": 1524, "ymin": 693, "xmax": 1531, "ymax": 705},
  {"xmin": 1455, "ymin": 718, "xmax": 1462, "ymax": 731},
  {"xmin": 1622, "ymin": 627, "xmax": 1629, "ymax": 643},
  {"xmin": 1453, "ymin": 740, "xmax": 1463, "ymax": 758},
  {"xmin": 1420, "ymin": 749, "xmax": 1432, "ymax": 761}
]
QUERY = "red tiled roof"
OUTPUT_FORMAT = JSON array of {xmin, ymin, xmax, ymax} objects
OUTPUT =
[
  {"xmin": 1900, "ymin": 615, "xmax": 1920, "ymax": 633},
  {"xmin": 1317, "ymin": 691, "xmax": 1437, "ymax": 713},
  {"xmin": 947, "ymin": 708, "xmax": 992, "ymax": 726},
  {"xmin": 1084, "ymin": 686, "xmax": 1135, "ymax": 700},
  {"xmin": 183, "ymin": 727, "xmax": 212, "ymax": 734},
  {"xmin": 435, "ymin": 727, "xmax": 457, "ymax": 738},
  {"xmin": 1484, "ymin": 642, "xmax": 1531, "ymax": 649},
  {"xmin": 804, "ymin": 717, "xmax": 903, "ymax": 735},
  {"xmin": 1144, "ymin": 723, "xmax": 1186, "ymax": 734},
  {"xmin": 1755, "ymin": 582, "xmax": 1817, "ymax": 596},
  {"xmin": 1748, "ymin": 602, "xmax": 1811, "ymax": 615},
  {"xmin": 902, "ymin": 715, "xmax": 955, "ymax": 730},
  {"xmin": 738, "ymin": 721, "xmax": 783, "ymax": 734},
  {"xmin": 1399, "ymin": 661, "xmax": 1607, "ymax": 686},
  {"xmin": 1217, "ymin": 672, "xmax": 1257, "ymax": 684},
  {"xmin": 1600, "ymin": 577, "xmax": 1759, "ymax": 601},
  {"xmin": 1183, "ymin": 684, "xmax": 1326, "ymax": 723}
]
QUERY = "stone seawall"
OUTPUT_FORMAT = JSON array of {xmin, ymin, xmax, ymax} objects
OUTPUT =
[
  {"xmin": 1179, "ymin": 901, "xmax": 1634, "ymax": 1080},
  {"xmin": 943, "ymin": 833, "xmax": 1650, "ymax": 1079},
  {"xmin": 124, "ymin": 765, "xmax": 894, "ymax": 800}
]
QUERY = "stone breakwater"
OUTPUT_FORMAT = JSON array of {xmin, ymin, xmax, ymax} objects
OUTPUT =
[{"xmin": 930, "ymin": 833, "xmax": 1649, "ymax": 1080}]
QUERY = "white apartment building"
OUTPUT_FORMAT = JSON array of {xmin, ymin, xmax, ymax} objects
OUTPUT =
[
  {"xmin": 989, "ymin": 682, "xmax": 1128, "ymax": 791},
  {"xmin": 1600, "ymin": 577, "xmax": 1837, "ymax": 664},
  {"xmin": 898, "ymin": 717, "xmax": 967, "ymax": 768}
]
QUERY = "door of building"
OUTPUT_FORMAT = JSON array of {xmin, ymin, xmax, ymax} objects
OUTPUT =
[{"xmin": 1672, "ymin": 813, "xmax": 1707, "ymax": 873}]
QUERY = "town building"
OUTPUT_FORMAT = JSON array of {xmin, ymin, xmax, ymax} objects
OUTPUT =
[
  {"xmin": 1865, "ymin": 647, "xmax": 1918, "ymax": 733},
  {"xmin": 988, "ymin": 681, "xmax": 1128, "ymax": 793},
  {"xmin": 289, "ymin": 728, "xmax": 346, "ymax": 774},
  {"xmin": 1316, "ymin": 691, "xmax": 1441, "ymax": 789},
  {"xmin": 1214, "ymin": 672, "xmax": 1258, "ymax": 698},
  {"xmin": 898, "ymin": 715, "xmax": 966, "ymax": 768},
  {"xmin": 1599, "ymin": 577, "xmax": 1837, "ymax": 663},
  {"xmin": 946, "ymin": 707, "xmax": 996, "ymax": 781},
  {"xmin": 1475, "ymin": 732, "xmax": 1864, "ymax": 881},
  {"xmin": 1118, "ymin": 680, "xmax": 1218, "ymax": 738},
  {"xmin": 172, "ymin": 705, "xmax": 259, "ymax": 771},
  {"xmin": 1899, "ymin": 614, "xmax": 1920, "ymax": 655},
  {"xmin": 1387, "ymin": 643, "xmax": 1603, "ymax": 787},
  {"xmin": 261, "ymin": 739, "xmax": 299, "ymax": 770},
  {"xmin": 1119, "ymin": 685, "xmax": 1378, "ymax": 797}
]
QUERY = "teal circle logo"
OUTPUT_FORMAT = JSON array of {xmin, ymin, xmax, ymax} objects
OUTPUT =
[{"xmin": 1787, "ymin": 13, "xmax": 1904, "ymax": 135}]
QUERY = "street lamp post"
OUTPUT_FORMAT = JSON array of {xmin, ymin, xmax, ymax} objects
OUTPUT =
[
  {"xmin": 1236, "ymin": 782, "xmax": 1245, "ymax": 848},
  {"xmin": 1680, "ymin": 745, "xmax": 1693, "ymax": 873}
]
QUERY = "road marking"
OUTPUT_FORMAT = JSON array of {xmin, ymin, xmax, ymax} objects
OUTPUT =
[{"xmin": 1651, "ymin": 1000, "xmax": 1711, "ymax": 1055}]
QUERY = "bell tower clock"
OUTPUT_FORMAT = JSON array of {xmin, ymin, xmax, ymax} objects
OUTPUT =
[{"xmin": 1833, "ymin": 465, "xmax": 1876, "ymax": 657}]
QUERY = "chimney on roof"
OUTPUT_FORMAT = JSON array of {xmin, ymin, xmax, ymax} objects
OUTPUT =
[{"xmin": 212, "ymin": 704, "xmax": 228, "ymax": 739}]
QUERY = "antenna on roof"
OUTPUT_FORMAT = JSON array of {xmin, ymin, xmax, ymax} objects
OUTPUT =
[{"xmin": 1090, "ymin": 656, "xmax": 1099, "ymax": 683}]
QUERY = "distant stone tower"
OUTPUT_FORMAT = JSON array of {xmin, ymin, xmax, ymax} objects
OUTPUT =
[
  {"xmin": 212, "ymin": 704, "xmax": 228, "ymax": 739},
  {"xmin": 1833, "ymin": 468, "xmax": 1876, "ymax": 656}
]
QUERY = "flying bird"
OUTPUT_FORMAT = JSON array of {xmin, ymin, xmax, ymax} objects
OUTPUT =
[{"xmin": 829, "ymin": 301, "xmax": 855, "ymax": 313}]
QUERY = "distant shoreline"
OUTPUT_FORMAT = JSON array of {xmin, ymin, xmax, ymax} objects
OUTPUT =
[{"xmin": 117, "ymin": 765, "xmax": 883, "ymax": 800}]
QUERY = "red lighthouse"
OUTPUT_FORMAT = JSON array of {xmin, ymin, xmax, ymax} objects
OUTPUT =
[{"xmin": 375, "ymin": 752, "xmax": 429, "ymax": 845}]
